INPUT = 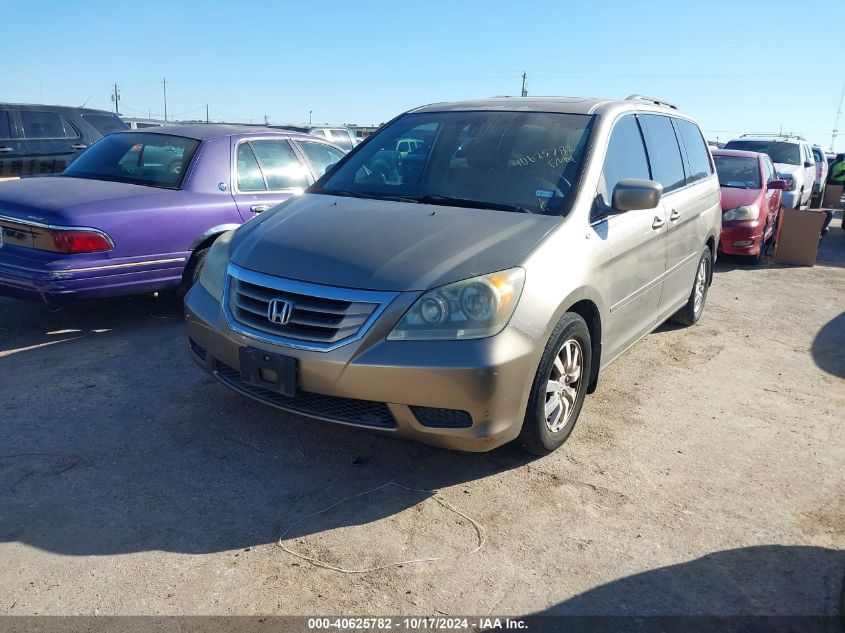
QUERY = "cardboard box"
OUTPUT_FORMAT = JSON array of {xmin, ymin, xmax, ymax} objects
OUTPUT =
[
  {"xmin": 774, "ymin": 209, "xmax": 827, "ymax": 266},
  {"xmin": 823, "ymin": 184, "xmax": 843, "ymax": 208}
]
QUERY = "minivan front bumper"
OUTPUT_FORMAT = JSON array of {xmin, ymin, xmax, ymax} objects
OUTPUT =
[{"xmin": 184, "ymin": 282, "xmax": 541, "ymax": 451}]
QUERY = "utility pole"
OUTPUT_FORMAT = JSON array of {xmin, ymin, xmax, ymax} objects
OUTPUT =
[
  {"xmin": 309, "ymin": 110, "xmax": 312, "ymax": 125},
  {"xmin": 264, "ymin": 114, "xmax": 269, "ymax": 126},
  {"xmin": 206, "ymin": 104, "xmax": 209, "ymax": 124},
  {"xmin": 110, "ymin": 83, "xmax": 120, "ymax": 114},
  {"xmin": 162, "ymin": 78, "xmax": 168, "ymax": 122},
  {"xmin": 520, "ymin": 72, "xmax": 528, "ymax": 97},
  {"xmin": 831, "ymin": 82, "xmax": 844, "ymax": 152}
]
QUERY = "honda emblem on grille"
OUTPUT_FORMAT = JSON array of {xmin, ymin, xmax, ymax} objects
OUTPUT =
[{"xmin": 267, "ymin": 298, "xmax": 292, "ymax": 325}]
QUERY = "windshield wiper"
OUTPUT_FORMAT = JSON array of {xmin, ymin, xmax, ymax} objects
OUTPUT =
[
  {"xmin": 412, "ymin": 194, "xmax": 534, "ymax": 214},
  {"xmin": 313, "ymin": 188, "xmax": 417, "ymax": 203}
]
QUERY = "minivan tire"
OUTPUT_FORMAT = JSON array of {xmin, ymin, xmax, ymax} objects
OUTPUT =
[
  {"xmin": 670, "ymin": 247, "xmax": 712, "ymax": 326},
  {"xmin": 519, "ymin": 312, "xmax": 592, "ymax": 456}
]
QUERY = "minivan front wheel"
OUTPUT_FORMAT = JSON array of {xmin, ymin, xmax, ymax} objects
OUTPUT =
[
  {"xmin": 519, "ymin": 312, "xmax": 592, "ymax": 455},
  {"xmin": 670, "ymin": 247, "xmax": 712, "ymax": 326}
]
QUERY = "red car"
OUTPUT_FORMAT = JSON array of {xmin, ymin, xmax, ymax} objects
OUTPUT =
[{"xmin": 712, "ymin": 149, "xmax": 787, "ymax": 263}]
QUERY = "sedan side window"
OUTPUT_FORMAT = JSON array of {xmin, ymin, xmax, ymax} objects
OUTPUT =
[
  {"xmin": 236, "ymin": 142, "xmax": 266, "ymax": 191},
  {"xmin": 249, "ymin": 140, "xmax": 309, "ymax": 190},
  {"xmin": 639, "ymin": 114, "xmax": 687, "ymax": 194},
  {"xmin": 599, "ymin": 115, "xmax": 651, "ymax": 205},
  {"xmin": 298, "ymin": 141, "xmax": 345, "ymax": 177}
]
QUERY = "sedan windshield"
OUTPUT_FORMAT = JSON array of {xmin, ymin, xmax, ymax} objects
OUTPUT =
[
  {"xmin": 313, "ymin": 110, "xmax": 595, "ymax": 216},
  {"xmin": 722, "ymin": 140, "xmax": 799, "ymax": 166},
  {"xmin": 714, "ymin": 155, "xmax": 761, "ymax": 189},
  {"xmin": 62, "ymin": 132, "xmax": 200, "ymax": 189}
]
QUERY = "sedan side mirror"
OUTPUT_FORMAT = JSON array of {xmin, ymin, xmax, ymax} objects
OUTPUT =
[
  {"xmin": 768, "ymin": 179, "xmax": 788, "ymax": 190},
  {"xmin": 323, "ymin": 161, "xmax": 338, "ymax": 175},
  {"xmin": 612, "ymin": 178, "xmax": 663, "ymax": 212}
]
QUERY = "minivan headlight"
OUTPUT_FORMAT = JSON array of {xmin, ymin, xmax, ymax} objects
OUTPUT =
[
  {"xmin": 198, "ymin": 230, "xmax": 234, "ymax": 302},
  {"xmin": 723, "ymin": 204, "xmax": 759, "ymax": 221},
  {"xmin": 387, "ymin": 268, "xmax": 526, "ymax": 341}
]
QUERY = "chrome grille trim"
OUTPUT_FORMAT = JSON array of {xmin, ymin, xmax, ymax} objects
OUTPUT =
[{"xmin": 222, "ymin": 263, "xmax": 399, "ymax": 352}]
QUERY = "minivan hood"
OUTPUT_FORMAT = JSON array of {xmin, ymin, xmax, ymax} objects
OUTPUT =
[
  {"xmin": 0, "ymin": 176, "xmax": 174, "ymax": 225},
  {"xmin": 230, "ymin": 194, "xmax": 558, "ymax": 291}
]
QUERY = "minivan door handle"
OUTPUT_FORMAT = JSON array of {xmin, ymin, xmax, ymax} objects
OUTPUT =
[
  {"xmin": 652, "ymin": 216, "xmax": 666, "ymax": 230},
  {"xmin": 250, "ymin": 204, "xmax": 271, "ymax": 213},
  {"xmin": 669, "ymin": 209, "xmax": 680, "ymax": 221},
  {"xmin": 70, "ymin": 143, "xmax": 87, "ymax": 150},
  {"xmin": 0, "ymin": 146, "xmax": 13, "ymax": 153}
]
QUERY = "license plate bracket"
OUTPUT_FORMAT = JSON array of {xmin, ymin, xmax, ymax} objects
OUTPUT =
[{"xmin": 238, "ymin": 347, "xmax": 298, "ymax": 397}]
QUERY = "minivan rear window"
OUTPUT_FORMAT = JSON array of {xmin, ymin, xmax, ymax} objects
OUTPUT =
[
  {"xmin": 62, "ymin": 132, "xmax": 200, "ymax": 189},
  {"xmin": 82, "ymin": 113, "xmax": 130, "ymax": 135}
]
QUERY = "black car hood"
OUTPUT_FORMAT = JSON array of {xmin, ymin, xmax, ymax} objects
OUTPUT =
[{"xmin": 230, "ymin": 194, "xmax": 558, "ymax": 291}]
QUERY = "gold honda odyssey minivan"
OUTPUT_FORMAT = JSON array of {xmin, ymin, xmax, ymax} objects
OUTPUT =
[{"xmin": 185, "ymin": 95, "xmax": 721, "ymax": 454}]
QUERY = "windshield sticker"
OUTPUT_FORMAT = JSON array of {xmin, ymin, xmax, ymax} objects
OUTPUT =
[
  {"xmin": 510, "ymin": 145, "xmax": 575, "ymax": 169},
  {"xmin": 534, "ymin": 189, "xmax": 555, "ymax": 198}
]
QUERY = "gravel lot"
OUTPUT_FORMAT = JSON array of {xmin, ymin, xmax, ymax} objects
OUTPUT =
[{"xmin": 1, "ymin": 213, "xmax": 843, "ymax": 618}]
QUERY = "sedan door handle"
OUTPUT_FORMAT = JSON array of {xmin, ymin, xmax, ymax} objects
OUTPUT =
[
  {"xmin": 250, "ymin": 204, "xmax": 271, "ymax": 213},
  {"xmin": 70, "ymin": 143, "xmax": 87, "ymax": 150},
  {"xmin": 0, "ymin": 146, "xmax": 13, "ymax": 153},
  {"xmin": 652, "ymin": 216, "xmax": 666, "ymax": 230},
  {"xmin": 669, "ymin": 209, "xmax": 680, "ymax": 221}
]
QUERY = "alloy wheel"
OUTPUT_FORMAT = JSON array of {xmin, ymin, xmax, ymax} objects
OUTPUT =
[{"xmin": 544, "ymin": 339, "xmax": 583, "ymax": 433}]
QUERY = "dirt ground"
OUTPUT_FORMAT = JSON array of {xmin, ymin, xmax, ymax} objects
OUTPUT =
[{"xmin": 1, "ymin": 213, "xmax": 843, "ymax": 618}]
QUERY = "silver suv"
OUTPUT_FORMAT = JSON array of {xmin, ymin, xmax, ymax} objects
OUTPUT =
[
  {"xmin": 185, "ymin": 95, "xmax": 721, "ymax": 454},
  {"xmin": 723, "ymin": 134, "xmax": 816, "ymax": 209}
]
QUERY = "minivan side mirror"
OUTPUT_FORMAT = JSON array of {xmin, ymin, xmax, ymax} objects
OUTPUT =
[
  {"xmin": 768, "ymin": 179, "xmax": 787, "ymax": 190},
  {"xmin": 612, "ymin": 178, "xmax": 663, "ymax": 212}
]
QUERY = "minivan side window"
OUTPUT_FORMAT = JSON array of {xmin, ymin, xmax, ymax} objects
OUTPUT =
[
  {"xmin": 638, "ymin": 114, "xmax": 687, "ymax": 193},
  {"xmin": 674, "ymin": 118, "xmax": 713, "ymax": 184},
  {"xmin": 599, "ymin": 114, "xmax": 651, "ymax": 205},
  {"xmin": 19, "ymin": 110, "xmax": 79, "ymax": 139}
]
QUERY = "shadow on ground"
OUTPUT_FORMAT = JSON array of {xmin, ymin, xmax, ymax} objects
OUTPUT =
[
  {"xmin": 520, "ymin": 545, "xmax": 845, "ymax": 631},
  {"xmin": 0, "ymin": 295, "xmax": 532, "ymax": 557},
  {"xmin": 812, "ymin": 312, "xmax": 845, "ymax": 379}
]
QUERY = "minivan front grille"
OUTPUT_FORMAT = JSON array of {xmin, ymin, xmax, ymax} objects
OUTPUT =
[{"xmin": 224, "ymin": 264, "xmax": 398, "ymax": 352}]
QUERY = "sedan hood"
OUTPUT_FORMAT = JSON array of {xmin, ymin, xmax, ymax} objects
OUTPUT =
[
  {"xmin": 0, "ymin": 176, "xmax": 174, "ymax": 225},
  {"xmin": 230, "ymin": 194, "xmax": 558, "ymax": 291},
  {"xmin": 720, "ymin": 187, "xmax": 763, "ymax": 210}
]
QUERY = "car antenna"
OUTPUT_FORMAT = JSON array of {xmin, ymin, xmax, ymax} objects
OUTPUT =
[{"xmin": 79, "ymin": 96, "xmax": 91, "ymax": 108}]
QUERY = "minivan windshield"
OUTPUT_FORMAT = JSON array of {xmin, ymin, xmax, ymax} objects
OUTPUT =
[
  {"xmin": 313, "ymin": 111, "xmax": 595, "ymax": 216},
  {"xmin": 714, "ymin": 155, "xmax": 761, "ymax": 189},
  {"xmin": 62, "ymin": 132, "xmax": 200, "ymax": 189},
  {"xmin": 722, "ymin": 140, "xmax": 799, "ymax": 166}
]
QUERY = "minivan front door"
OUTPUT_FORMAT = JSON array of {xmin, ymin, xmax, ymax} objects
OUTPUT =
[{"xmin": 596, "ymin": 114, "xmax": 668, "ymax": 363}]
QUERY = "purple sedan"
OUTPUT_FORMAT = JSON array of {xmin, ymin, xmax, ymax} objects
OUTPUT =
[{"xmin": 0, "ymin": 125, "xmax": 346, "ymax": 303}]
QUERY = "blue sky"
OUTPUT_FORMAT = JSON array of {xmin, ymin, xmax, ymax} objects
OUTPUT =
[{"xmin": 3, "ymin": 0, "xmax": 843, "ymax": 150}]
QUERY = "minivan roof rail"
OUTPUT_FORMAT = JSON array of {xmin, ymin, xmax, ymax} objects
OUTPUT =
[
  {"xmin": 739, "ymin": 133, "xmax": 806, "ymax": 140},
  {"xmin": 625, "ymin": 94, "xmax": 678, "ymax": 110}
]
